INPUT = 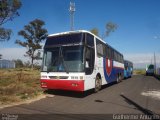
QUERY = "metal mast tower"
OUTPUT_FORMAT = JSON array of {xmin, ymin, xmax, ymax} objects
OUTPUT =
[
  {"xmin": 154, "ymin": 52, "xmax": 156, "ymax": 74},
  {"xmin": 69, "ymin": 2, "xmax": 75, "ymax": 31}
]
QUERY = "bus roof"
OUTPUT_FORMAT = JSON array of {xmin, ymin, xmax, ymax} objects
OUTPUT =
[
  {"xmin": 48, "ymin": 30, "xmax": 102, "ymax": 39},
  {"xmin": 124, "ymin": 60, "xmax": 133, "ymax": 65},
  {"xmin": 48, "ymin": 30, "xmax": 123, "ymax": 56},
  {"xmin": 124, "ymin": 60, "xmax": 133, "ymax": 63}
]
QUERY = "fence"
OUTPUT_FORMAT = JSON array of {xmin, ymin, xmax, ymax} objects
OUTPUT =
[
  {"xmin": 157, "ymin": 68, "xmax": 160, "ymax": 75},
  {"xmin": 0, "ymin": 59, "xmax": 15, "ymax": 68}
]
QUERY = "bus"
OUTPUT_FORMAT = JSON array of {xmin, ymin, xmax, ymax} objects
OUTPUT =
[
  {"xmin": 146, "ymin": 64, "xmax": 154, "ymax": 76},
  {"xmin": 124, "ymin": 60, "xmax": 133, "ymax": 78},
  {"xmin": 40, "ymin": 30, "xmax": 124, "ymax": 92}
]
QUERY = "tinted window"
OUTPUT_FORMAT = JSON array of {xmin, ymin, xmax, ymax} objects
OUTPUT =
[
  {"xmin": 85, "ymin": 47, "xmax": 95, "ymax": 75},
  {"xmin": 96, "ymin": 39, "xmax": 104, "ymax": 57},
  {"xmin": 148, "ymin": 65, "xmax": 154, "ymax": 69},
  {"xmin": 111, "ymin": 49, "xmax": 114, "ymax": 59},
  {"xmin": 86, "ymin": 33, "xmax": 94, "ymax": 47},
  {"xmin": 42, "ymin": 46, "xmax": 84, "ymax": 72},
  {"xmin": 45, "ymin": 33, "xmax": 84, "ymax": 48}
]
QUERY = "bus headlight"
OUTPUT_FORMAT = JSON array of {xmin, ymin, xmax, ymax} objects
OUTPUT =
[
  {"xmin": 80, "ymin": 76, "xmax": 83, "ymax": 80},
  {"xmin": 41, "ymin": 76, "xmax": 47, "ymax": 79},
  {"xmin": 72, "ymin": 83, "xmax": 78, "ymax": 86},
  {"xmin": 71, "ymin": 76, "xmax": 78, "ymax": 79},
  {"xmin": 41, "ymin": 82, "xmax": 47, "ymax": 87}
]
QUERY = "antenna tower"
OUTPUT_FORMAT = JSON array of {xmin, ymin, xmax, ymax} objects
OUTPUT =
[
  {"xmin": 69, "ymin": 2, "xmax": 75, "ymax": 31},
  {"xmin": 154, "ymin": 52, "xmax": 156, "ymax": 74}
]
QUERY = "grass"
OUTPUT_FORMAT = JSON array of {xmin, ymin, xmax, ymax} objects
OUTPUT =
[
  {"xmin": 133, "ymin": 69, "xmax": 160, "ymax": 80},
  {"xmin": 1, "ymin": 67, "xmax": 157, "ymax": 105},
  {"xmin": 133, "ymin": 69, "xmax": 146, "ymax": 75},
  {"xmin": 0, "ymin": 68, "xmax": 43, "ymax": 105}
]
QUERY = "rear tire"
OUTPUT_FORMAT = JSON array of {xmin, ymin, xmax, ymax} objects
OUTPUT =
[
  {"xmin": 117, "ymin": 74, "xmax": 120, "ymax": 83},
  {"xmin": 94, "ymin": 76, "xmax": 101, "ymax": 92}
]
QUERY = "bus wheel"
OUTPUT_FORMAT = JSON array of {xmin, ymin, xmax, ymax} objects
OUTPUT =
[
  {"xmin": 117, "ymin": 74, "xmax": 120, "ymax": 83},
  {"xmin": 95, "ymin": 76, "xmax": 101, "ymax": 92},
  {"xmin": 119, "ymin": 74, "xmax": 122, "ymax": 82}
]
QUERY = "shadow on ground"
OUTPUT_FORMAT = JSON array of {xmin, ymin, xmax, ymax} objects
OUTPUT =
[
  {"xmin": 120, "ymin": 94, "xmax": 160, "ymax": 120},
  {"xmin": 43, "ymin": 81, "xmax": 118, "ymax": 98}
]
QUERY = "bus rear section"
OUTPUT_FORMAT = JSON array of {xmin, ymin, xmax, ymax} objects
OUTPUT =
[
  {"xmin": 124, "ymin": 60, "xmax": 133, "ymax": 78},
  {"xmin": 146, "ymin": 64, "xmax": 154, "ymax": 76}
]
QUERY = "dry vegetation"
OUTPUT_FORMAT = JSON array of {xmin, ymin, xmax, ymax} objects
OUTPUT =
[
  {"xmin": 0, "ymin": 68, "xmax": 43, "ymax": 105},
  {"xmin": 133, "ymin": 69, "xmax": 160, "ymax": 80},
  {"xmin": 0, "ymin": 68, "xmax": 158, "ymax": 105},
  {"xmin": 133, "ymin": 69, "xmax": 146, "ymax": 75}
]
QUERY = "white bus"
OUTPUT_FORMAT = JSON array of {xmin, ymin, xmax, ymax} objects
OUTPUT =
[{"xmin": 41, "ymin": 30, "xmax": 124, "ymax": 92}]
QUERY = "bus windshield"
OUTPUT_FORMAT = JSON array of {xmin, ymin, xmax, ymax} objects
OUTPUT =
[
  {"xmin": 148, "ymin": 64, "xmax": 154, "ymax": 69},
  {"xmin": 41, "ymin": 45, "xmax": 84, "ymax": 72}
]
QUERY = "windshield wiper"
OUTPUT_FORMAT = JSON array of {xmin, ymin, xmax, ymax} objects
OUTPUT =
[
  {"xmin": 59, "ymin": 47, "xmax": 69, "ymax": 74},
  {"xmin": 47, "ymin": 60, "xmax": 58, "ymax": 73},
  {"xmin": 46, "ymin": 47, "xmax": 69, "ymax": 73}
]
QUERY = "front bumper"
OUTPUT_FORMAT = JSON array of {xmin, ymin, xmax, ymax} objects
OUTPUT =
[{"xmin": 40, "ymin": 79, "xmax": 84, "ymax": 91}]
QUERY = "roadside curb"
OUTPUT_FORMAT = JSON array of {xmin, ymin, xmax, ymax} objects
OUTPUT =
[
  {"xmin": 154, "ymin": 75, "xmax": 160, "ymax": 81},
  {"xmin": 0, "ymin": 94, "xmax": 47, "ymax": 110}
]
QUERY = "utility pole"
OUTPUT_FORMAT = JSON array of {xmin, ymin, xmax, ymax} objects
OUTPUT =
[
  {"xmin": 69, "ymin": 1, "xmax": 75, "ymax": 31},
  {"xmin": 154, "ymin": 52, "xmax": 156, "ymax": 74}
]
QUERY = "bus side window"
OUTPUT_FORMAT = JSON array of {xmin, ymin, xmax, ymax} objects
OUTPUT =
[
  {"xmin": 85, "ymin": 47, "xmax": 95, "ymax": 75},
  {"xmin": 86, "ymin": 33, "xmax": 94, "ymax": 47},
  {"xmin": 96, "ymin": 39, "xmax": 104, "ymax": 57}
]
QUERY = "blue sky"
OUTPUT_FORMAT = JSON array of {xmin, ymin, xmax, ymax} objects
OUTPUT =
[{"xmin": 0, "ymin": 0, "xmax": 160, "ymax": 68}]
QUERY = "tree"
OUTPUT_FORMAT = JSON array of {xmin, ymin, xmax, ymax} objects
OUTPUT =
[
  {"xmin": 90, "ymin": 21, "xmax": 118, "ymax": 40},
  {"xmin": 90, "ymin": 28, "xmax": 99, "ymax": 36},
  {"xmin": 0, "ymin": 0, "xmax": 21, "ymax": 41},
  {"xmin": 15, "ymin": 19, "xmax": 48, "ymax": 68},
  {"xmin": 13, "ymin": 59, "xmax": 23, "ymax": 68},
  {"xmin": 23, "ymin": 60, "xmax": 31, "ymax": 68},
  {"xmin": 0, "ymin": 54, "xmax": 2, "ymax": 59},
  {"xmin": 0, "ymin": 27, "xmax": 12, "ymax": 41},
  {"xmin": 105, "ymin": 22, "xmax": 118, "ymax": 37}
]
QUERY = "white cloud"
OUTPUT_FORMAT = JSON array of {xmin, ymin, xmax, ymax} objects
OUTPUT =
[
  {"xmin": 0, "ymin": 47, "xmax": 29, "ymax": 62},
  {"xmin": 0, "ymin": 47, "xmax": 43, "ymax": 65},
  {"xmin": 124, "ymin": 53, "xmax": 160, "ymax": 69},
  {"xmin": 1, "ymin": 47, "xmax": 160, "ymax": 69}
]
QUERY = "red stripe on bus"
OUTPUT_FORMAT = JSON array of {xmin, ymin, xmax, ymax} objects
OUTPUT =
[{"xmin": 40, "ymin": 79, "xmax": 84, "ymax": 91}]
